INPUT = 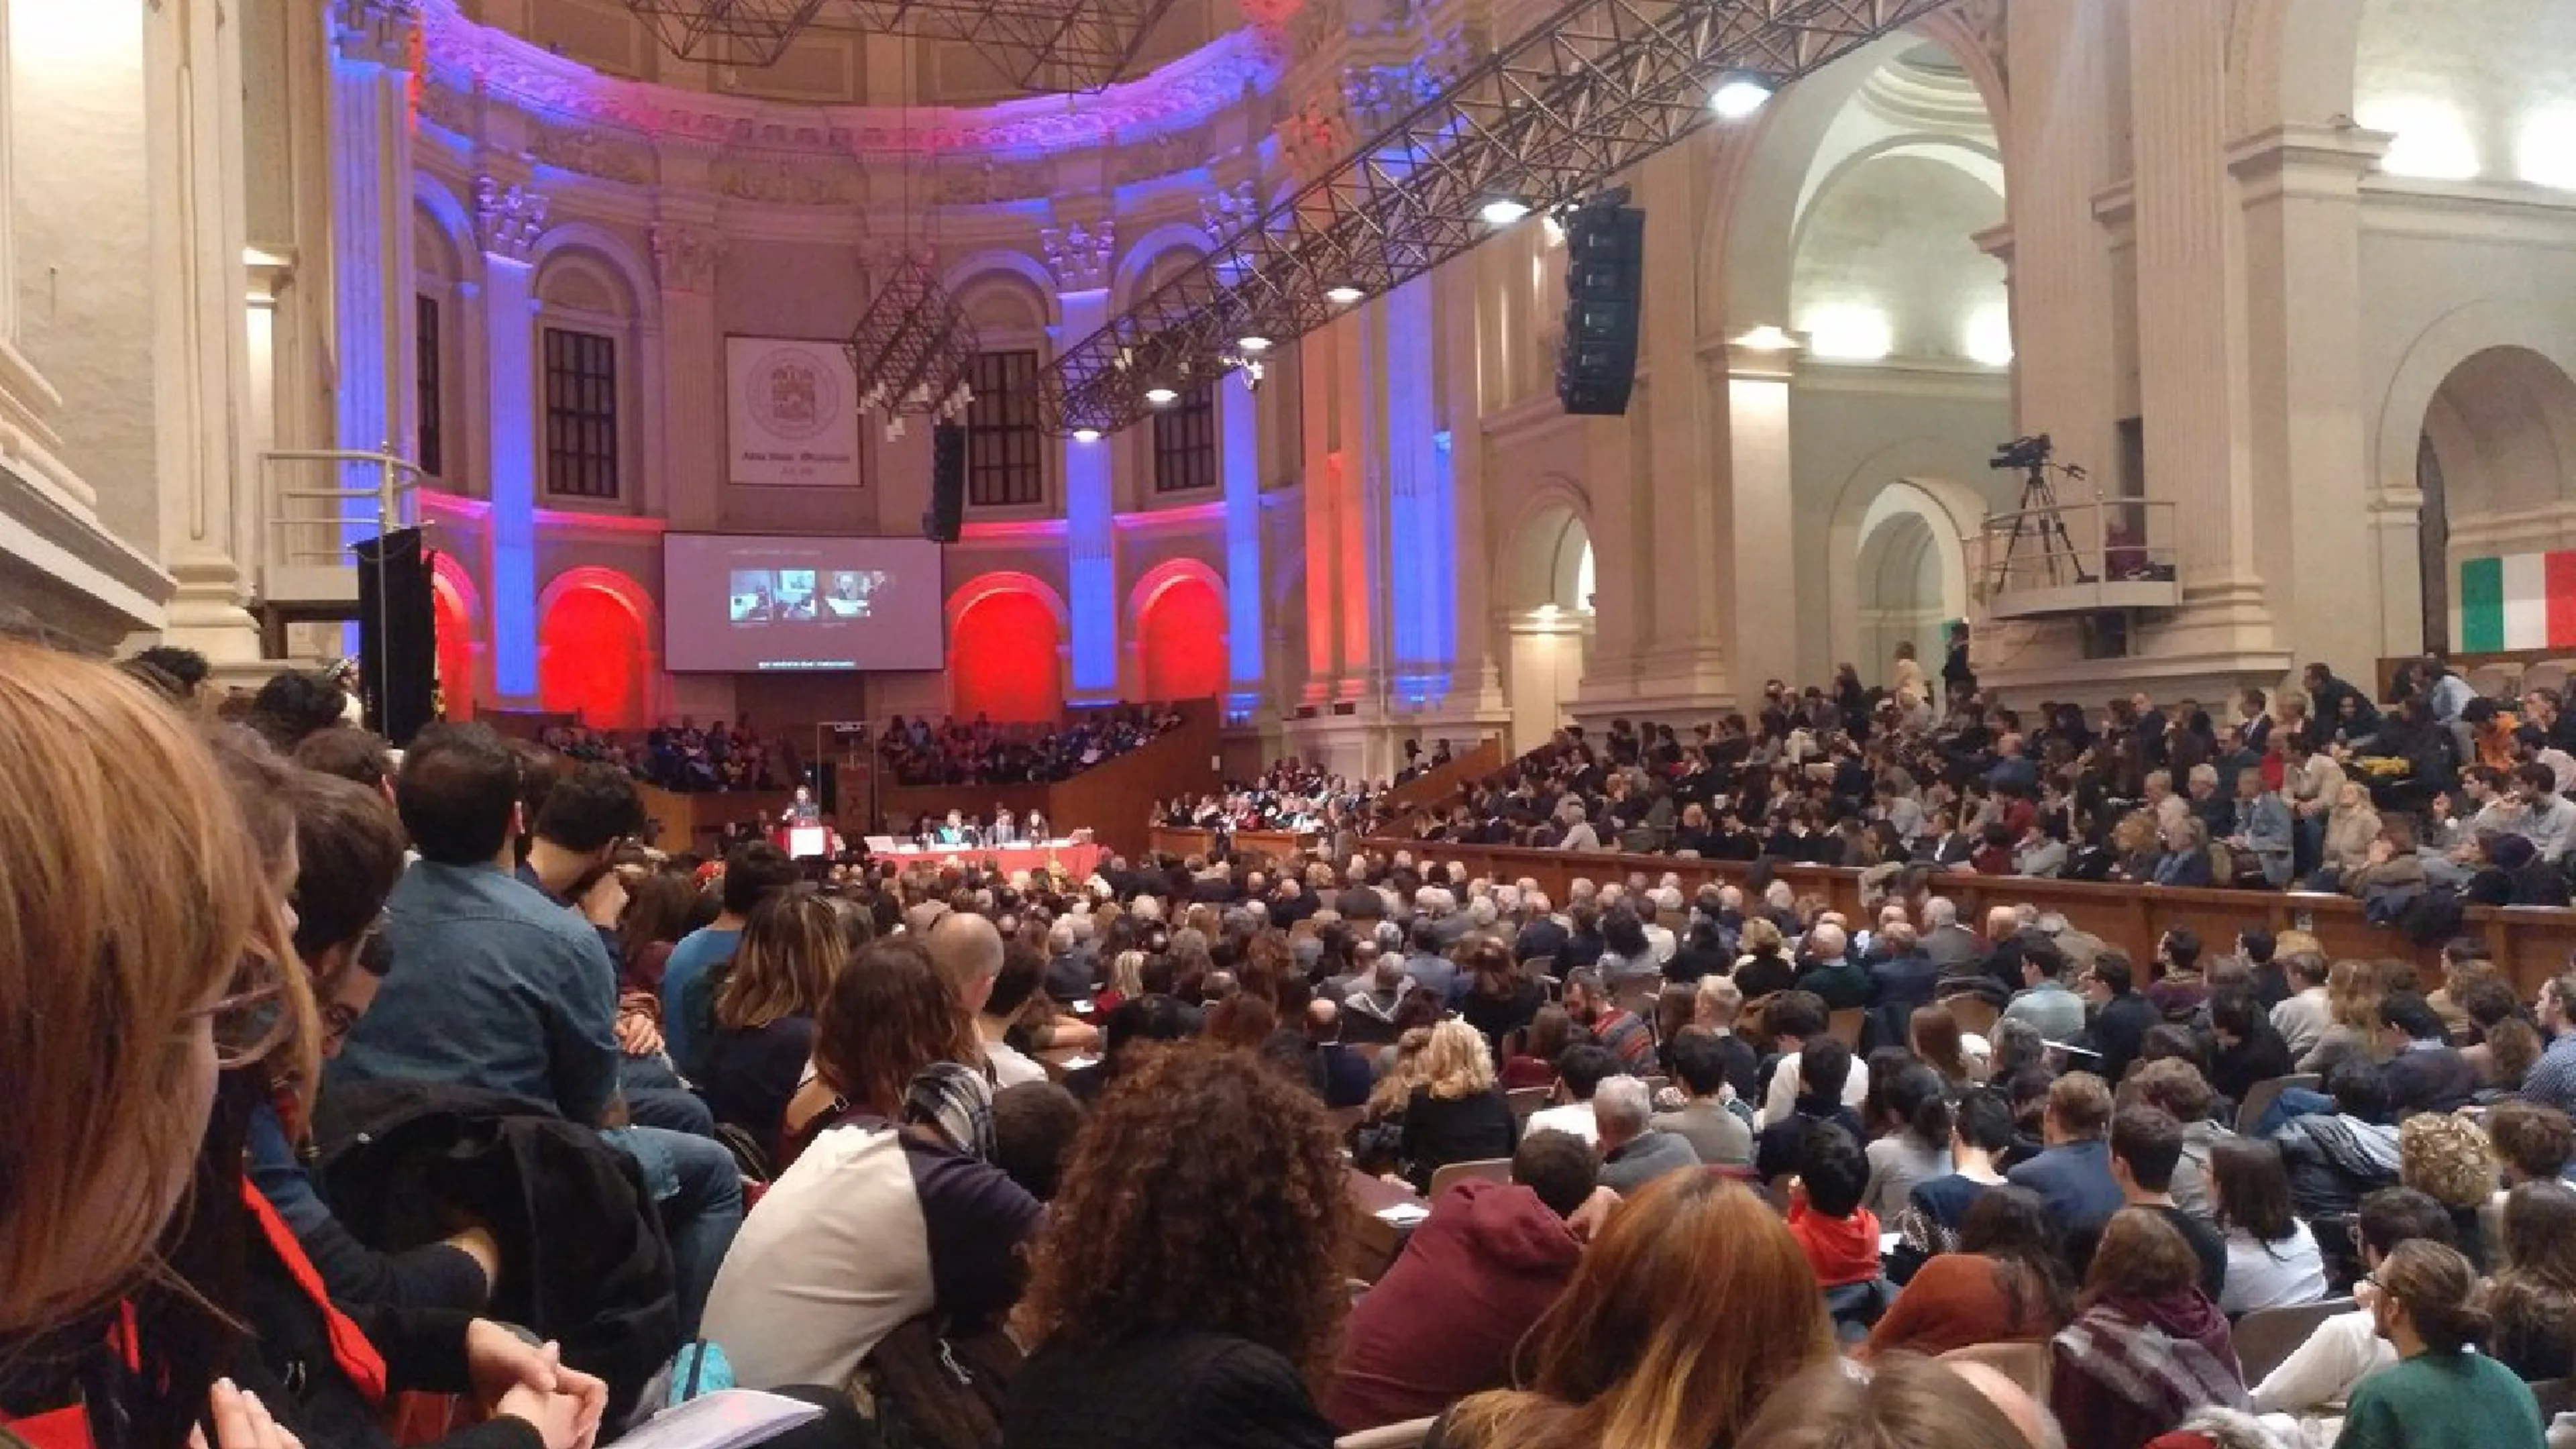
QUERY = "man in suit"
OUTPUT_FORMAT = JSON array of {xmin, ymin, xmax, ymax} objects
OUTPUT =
[
  {"xmin": 1867, "ymin": 921, "xmax": 1939, "ymax": 1018},
  {"xmin": 2005, "ymin": 1073, "xmax": 2123, "ymax": 1248},
  {"xmin": 2080, "ymin": 952, "xmax": 2162, "ymax": 1087},
  {"xmin": 1917, "ymin": 810, "xmax": 1976, "ymax": 867},
  {"xmin": 1511, "ymin": 892, "xmax": 1569, "ymax": 964}
]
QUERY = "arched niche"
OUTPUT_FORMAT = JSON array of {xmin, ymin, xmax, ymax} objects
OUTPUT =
[
  {"xmin": 947, "ymin": 571, "xmax": 1068, "ymax": 721},
  {"xmin": 535, "ymin": 566, "xmax": 658, "ymax": 728},
  {"xmin": 1130, "ymin": 558, "xmax": 1228, "ymax": 703}
]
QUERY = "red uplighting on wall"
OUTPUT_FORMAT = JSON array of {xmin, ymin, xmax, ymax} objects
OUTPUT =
[
  {"xmin": 951, "ymin": 588, "xmax": 1064, "ymax": 722},
  {"xmin": 432, "ymin": 580, "xmax": 475, "ymax": 720},
  {"xmin": 1138, "ymin": 574, "xmax": 1227, "ymax": 703},
  {"xmin": 539, "ymin": 584, "xmax": 645, "ymax": 729}
]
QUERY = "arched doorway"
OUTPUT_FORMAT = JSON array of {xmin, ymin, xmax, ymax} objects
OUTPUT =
[
  {"xmin": 537, "ymin": 578, "xmax": 650, "ymax": 729},
  {"xmin": 949, "ymin": 574, "xmax": 1067, "ymax": 722},
  {"xmin": 1133, "ymin": 568, "xmax": 1228, "ymax": 704},
  {"xmin": 2418, "ymin": 346, "xmax": 2576, "ymax": 650},
  {"xmin": 433, "ymin": 577, "xmax": 475, "ymax": 720},
  {"xmin": 1504, "ymin": 500, "xmax": 1595, "ymax": 754},
  {"xmin": 1856, "ymin": 511, "xmax": 1945, "ymax": 684}
]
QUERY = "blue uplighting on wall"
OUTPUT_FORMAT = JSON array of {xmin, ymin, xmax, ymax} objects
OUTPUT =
[
  {"xmin": 486, "ymin": 256, "xmax": 540, "ymax": 696},
  {"xmin": 1222, "ymin": 372, "xmax": 1264, "ymax": 702},
  {"xmin": 1382, "ymin": 280, "xmax": 1453, "ymax": 708}
]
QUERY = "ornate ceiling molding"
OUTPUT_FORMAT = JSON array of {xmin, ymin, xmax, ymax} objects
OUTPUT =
[{"xmin": 419, "ymin": 0, "xmax": 1284, "ymax": 162}]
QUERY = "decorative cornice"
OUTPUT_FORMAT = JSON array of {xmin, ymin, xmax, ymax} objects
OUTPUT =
[
  {"xmin": 474, "ymin": 175, "xmax": 549, "ymax": 260},
  {"xmin": 331, "ymin": 0, "xmax": 420, "ymax": 69},
  {"xmin": 418, "ymin": 0, "xmax": 1283, "ymax": 162},
  {"xmin": 1040, "ymin": 221, "xmax": 1116, "ymax": 291},
  {"xmin": 1199, "ymin": 180, "xmax": 1260, "ymax": 245},
  {"xmin": 651, "ymin": 224, "xmax": 727, "ymax": 292}
]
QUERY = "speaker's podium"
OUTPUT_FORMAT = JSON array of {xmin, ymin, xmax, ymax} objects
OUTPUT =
[{"xmin": 350, "ymin": 527, "xmax": 438, "ymax": 745}]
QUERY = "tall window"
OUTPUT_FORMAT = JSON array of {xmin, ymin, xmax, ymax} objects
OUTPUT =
[
  {"xmin": 543, "ymin": 327, "xmax": 619, "ymax": 500},
  {"xmin": 415, "ymin": 294, "xmax": 443, "ymax": 478},
  {"xmin": 1152, "ymin": 380, "xmax": 1218, "ymax": 493},
  {"xmin": 964, "ymin": 349, "xmax": 1043, "ymax": 506}
]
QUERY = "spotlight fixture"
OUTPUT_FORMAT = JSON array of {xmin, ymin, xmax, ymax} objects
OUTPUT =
[
  {"xmin": 1479, "ymin": 197, "xmax": 1532, "ymax": 226},
  {"xmin": 1325, "ymin": 285, "xmax": 1365, "ymax": 305},
  {"xmin": 1710, "ymin": 74, "xmax": 1775, "ymax": 120},
  {"xmin": 1072, "ymin": 427, "xmax": 1102, "ymax": 443},
  {"xmin": 1236, "ymin": 335, "xmax": 1273, "ymax": 354},
  {"xmin": 1144, "ymin": 385, "xmax": 1179, "ymax": 405},
  {"xmin": 1734, "ymin": 325, "xmax": 1801, "ymax": 352}
]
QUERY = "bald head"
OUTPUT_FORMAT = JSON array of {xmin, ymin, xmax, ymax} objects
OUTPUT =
[{"xmin": 927, "ymin": 910, "xmax": 1006, "ymax": 1014}]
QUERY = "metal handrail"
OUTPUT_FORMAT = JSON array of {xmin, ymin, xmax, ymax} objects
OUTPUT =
[
  {"xmin": 1970, "ymin": 498, "xmax": 2179, "ymax": 603},
  {"xmin": 261, "ymin": 445, "xmax": 425, "ymax": 571}
]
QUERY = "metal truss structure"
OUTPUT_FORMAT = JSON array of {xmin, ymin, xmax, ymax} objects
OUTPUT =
[
  {"xmin": 625, "ymin": 0, "xmax": 1182, "ymax": 91},
  {"xmin": 1038, "ymin": 0, "xmax": 1960, "ymax": 436},
  {"xmin": 845, "ymin": 253, "xmax": 982, "ymax": 440}
]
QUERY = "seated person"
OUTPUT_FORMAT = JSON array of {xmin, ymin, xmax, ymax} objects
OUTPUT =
[
  {"xmin": 1650, "ymin": 1028, "xmax": 1754, "ymax": 1167},
  {"xmin": 1592, "ymin": 1075, "xmax": 1699, "ymax": 1195},
  {"xmin": 1756, "ymin": 1036, "xmax": 1868, "ymax": 1186},
  {"xmin": 700, "ymin": 938, "xmax": 1041, "ymax": 1389},
  {"xmin": 1865, "ymin": 1185, "xmax": 2072, "ymax": 1359},
  {"xmin": 2271, "ymin": 1059, "xmax": 2402, "ymax": 1222},
  {"xmin": 2251, "ymin": 1186, "xmax": 2455, "ymax": 1434},
  {"xmin": 2004, "ymin": 1073, "xmax": 2123, "ymax": 1252},
  {"xmin": 1527, "ymin": 1043, "xmax": 1619, "ymax": 1146},
  {"xmin": 2483, "ymin": 1180, "xmax": 2576, "ymax": 1381},
  {"xmin": 699, "ymin": 893, "xmax": 842, "ymax": 1165},
  {"xmin": 1323, "ymin": 1131, "xmax": 1597, "ymax": 1432},
  {"xmin": 1788, "ymin": 1124, "xmax": 1890, "ymax": 1337},
  {"xmin": 2376, "ymin": 991, "xmax": 2478, "ymax": 1117}
]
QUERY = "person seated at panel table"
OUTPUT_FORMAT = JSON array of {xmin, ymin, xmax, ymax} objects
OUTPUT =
[
  {"xmin": 932, "ymin": 808, "xmax": 973, "ymax": 847},
  {"xmin": 992, "ymin": 808, "xmax": 1022, "ymax": 845}
]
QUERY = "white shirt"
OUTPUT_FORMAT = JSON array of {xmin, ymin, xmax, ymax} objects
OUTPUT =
[
  {"xmin": 1527, "ymin": 1101, "xmax": 1599, "ymax": 1145},
  {"xmin": 2249, "ymin": 1307, "xmax": 2394, "ymax": 1415},
  {"xmin": 982, "ymin": 1032, "xmax": 1048, "ymax": 1087},
  {"xmin": 1757, "ymin": 1049, "xmax": 1873, "ymax": 1130},
  {"xmin": 2220, "ymin": 1221, "xmax": 2328, "ymax": 1316}
]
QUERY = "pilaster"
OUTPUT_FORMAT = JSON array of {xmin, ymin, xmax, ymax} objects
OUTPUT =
[
  {"xmin": 651, "ymin": 217, "xmax": 727, "ymax": 527},
  {"xmin": 326, "ymin": 0, "xmax": 419, "ymax": 525},
  {"xmin": 476, "ymin": 174, "xmax": 547, "ymax": 698},
  {"xmin": 148, "ymin": 0, "xmax": 261, "ymax": 657},
  {"xmin": 1045, "ymin": 219, "xmax": 1119, "ymax": 704}
]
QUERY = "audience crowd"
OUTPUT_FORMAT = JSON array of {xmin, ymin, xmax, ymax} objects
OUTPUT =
[
  {"xmin": 1406, "ymin": 653, "xmax": 2576, "ymax": 926},
  {"xmin": 13, "ymin": 627, "xmax": 2576, "ymax": 1449},
  {"xmin": 1161, "ymin": 757, "xmax": 1388, "ymax": 837},
  {"xmin": 876, "ymin": 708, "xmax": 1183, "ymax": 788}
]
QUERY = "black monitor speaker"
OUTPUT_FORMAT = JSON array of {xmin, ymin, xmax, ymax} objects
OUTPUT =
[
  {"xmin": 1556, "ymin": 203, "xmax": 1644, "ymax": 417},
  {"xmin": 351, "ymin": 527, "xmax": 437, "ymax": 746},
  {"xmin": 925, "ymin": 423, "xmax": 966, "ymax": 543}
]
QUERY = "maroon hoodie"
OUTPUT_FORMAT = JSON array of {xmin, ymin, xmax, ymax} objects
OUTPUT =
[{"xmin": 1323, "ymin": 1179, "xmax": 1583, "ymax": 1432}]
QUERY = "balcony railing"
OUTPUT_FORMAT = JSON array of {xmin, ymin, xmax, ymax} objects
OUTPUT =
[
  {"xmin": 1970, "ymin": 498, "xmax": 2182, "ymax": 621},
  {"xmin": 258, "ymin": 447, "xmax": 423, "ymax": 606}
]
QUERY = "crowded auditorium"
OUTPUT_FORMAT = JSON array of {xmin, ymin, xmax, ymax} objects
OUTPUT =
[{"xmin": 15, "ymin": 3, "xmax": 2576, "ymax": 1449}]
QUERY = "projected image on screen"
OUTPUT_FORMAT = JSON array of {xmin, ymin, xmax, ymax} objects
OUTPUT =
[{"xmin": 667, "ymin": 534, "xmax": 945, "ymax": 672}]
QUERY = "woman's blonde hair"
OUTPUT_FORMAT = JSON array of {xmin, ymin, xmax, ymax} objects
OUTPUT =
[
  {"xmin": 1108, "ymin": 949, "xmax": 1147, "ymax": 1000},
  {"xmin": 1421, "ymin": 1018, "xmax": 1498, "ymax": 1099},
  {"xmin": 718, "ymin": 891, "xmax": 842, "ymax": 1030},
  {"xmin": 1737, "ymin": 918, "xmax": 1784, "ymax": 957},
  {"xmin": 0, "ymin": 641, "xmax": 294, "ymax": 1334},
  {"xmin": 1367, "ymin": 1027, "xmax": 1437, "ymax": 1116}
]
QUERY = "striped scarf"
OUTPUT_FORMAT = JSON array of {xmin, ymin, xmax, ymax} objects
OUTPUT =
[{"xmin": 2054, "ymin": 1299, "xmax": 2249, "ymax": 1426}]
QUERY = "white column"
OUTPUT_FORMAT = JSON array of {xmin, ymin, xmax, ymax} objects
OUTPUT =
[
  {"xmin": 2233, "ymin": 125, "xmax": 2391, "ymax": 669},
  {"xmin": 2004, "ymin": 0, "xmax": 2121, "ymax": 510},
  {"xmin": 1723, "ymin": 351, "xmax": 1798, "ymax": 696},
  {"xmin": 2129, "ymin": 0, "xmax": 2279, "ymax": 665},
  {"xmin": 326, "ymin": 0, "xmax": 417, "ymax": 508},
  {"xmin": 147, "ymin": 0, "xmax": 259, "ymax": 656},
  {"xmin": 476, "ymin": 176, "xmax": 546, "ymax": 700}
]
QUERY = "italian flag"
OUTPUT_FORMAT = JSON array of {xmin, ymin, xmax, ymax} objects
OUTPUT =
[{"xmin": 2459, "ymin": 552, "xmax": 2576, "ymax": 651}]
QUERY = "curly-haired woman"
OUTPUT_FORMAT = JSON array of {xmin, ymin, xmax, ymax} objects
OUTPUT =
[
  {"xmin": 702, "ymin": 937, "xmax": 1040, "ymax": 1391},
  {"xmin": 1005, "ymin": 1040, "xmax": 1350, "ymax": 1449}
]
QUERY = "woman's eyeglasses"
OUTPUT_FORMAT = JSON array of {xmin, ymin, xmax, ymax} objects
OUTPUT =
[{"xmin": 187, "ymin": 951, "xmax": 292, "ymax": 1069}]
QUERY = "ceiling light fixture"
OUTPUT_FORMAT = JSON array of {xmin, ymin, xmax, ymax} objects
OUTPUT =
[
  {"xmin": 1072, "ymin": 427, "xmax": 1102, "ymax": 443},
  {"xmin": 1325, "ymin": 285, "xmax": 1365, "ymax": 305},
  {"xmin": 1236, "ymin": 335, "xmax": 1273, "ymax": 354},
  {"xmin": 1144, "ymin": 386, "xmax": 1179, "ymax": 405},
  {"xmin": 1479, "ymin": 197, "xmax": 1532, "ymax": 226},
  {"xmin": 1710, "ymin": 74, "xmax": 1775, "ymax": 120}
]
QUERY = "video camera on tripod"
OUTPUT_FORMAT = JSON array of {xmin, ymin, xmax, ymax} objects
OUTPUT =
[{"xmin": 1987, "ymin": 433, "xmax": 2096, "ymax": 588}]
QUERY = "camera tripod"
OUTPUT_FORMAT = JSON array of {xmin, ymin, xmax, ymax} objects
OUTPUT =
[{"xmin": 1995, "ymin": 460, "xmax": 2096, "ymax": 588}]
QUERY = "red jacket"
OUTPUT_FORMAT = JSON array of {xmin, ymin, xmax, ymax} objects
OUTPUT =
[
  {"xmin": 1323, "ymin": 1179, "xmax": 1582, "ymax": 1432},
  {"xmin": 1788, "ymin": 1200, "xmax": 1883, "ymax": 1289}
]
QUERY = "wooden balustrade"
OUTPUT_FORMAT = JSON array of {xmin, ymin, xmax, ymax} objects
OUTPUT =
[{"xmin": 1148, "ymin": 829, "xmax": 2576, "ymax": 998}]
